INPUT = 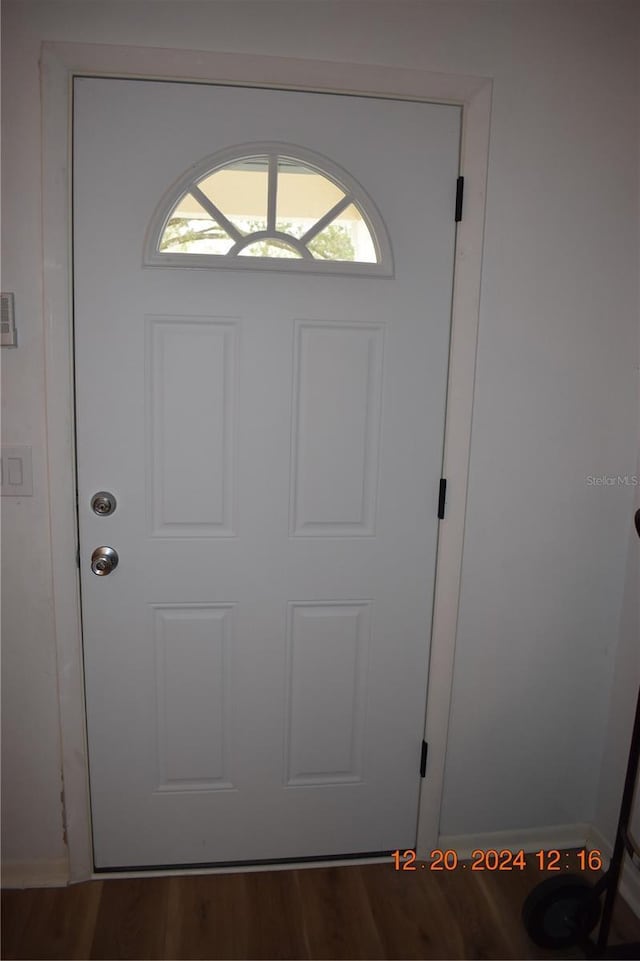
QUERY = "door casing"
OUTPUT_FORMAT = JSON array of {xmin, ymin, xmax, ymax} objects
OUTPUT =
[{"xmin": 41, "ymin": 40, "xmax": 492, "ymax": 882}]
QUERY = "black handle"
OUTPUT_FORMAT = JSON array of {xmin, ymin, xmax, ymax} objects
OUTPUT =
[{"xmin": 635, "ymin": 508, "xmax": 640, "ymax": 539}]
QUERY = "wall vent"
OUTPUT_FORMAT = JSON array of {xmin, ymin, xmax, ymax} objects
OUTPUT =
[{"xmin": 1, "ymin": 293, "xmax": 17, "ymax": 347}]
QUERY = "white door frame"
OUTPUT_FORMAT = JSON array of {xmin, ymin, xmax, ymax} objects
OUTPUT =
[{"xmin": 41, "ymin": 40, "xmax": 491, "ymax": 882}]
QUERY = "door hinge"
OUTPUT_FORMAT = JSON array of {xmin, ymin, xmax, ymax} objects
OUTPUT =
[
  {"xmin": 437, "ymin": 478, "xmax": 447, "ymax": 520},
  {"xmin": 420, "ymin": 740, "xmax": 429, "ymax": 778},
  {"xmin": 455, "ymin": 176, "xmax": 464, "ymax": 222}
]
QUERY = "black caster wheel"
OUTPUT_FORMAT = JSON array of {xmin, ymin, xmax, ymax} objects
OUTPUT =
[{"xmin": 522, "ymin": 874, "xmax": 601, "ymax": 950}]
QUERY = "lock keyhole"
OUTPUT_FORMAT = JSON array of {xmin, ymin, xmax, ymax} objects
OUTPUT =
[
  {"xmin": 91, "ymin": 491, "xmax": 117, "ymax": 516},
  {"xmin": 91, "ymin": 546, "xmax": 119, "ymax": 575}
]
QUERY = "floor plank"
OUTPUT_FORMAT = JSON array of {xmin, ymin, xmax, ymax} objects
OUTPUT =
[
  {"xmin": 242, "ymin": 871, "xmax": 309, "ymax": 960},
  {"xmin": 2, "ymin": 882, "xmax": 103, "ymax": 961},
  {"xmin": 1, "ymin": 890, "xmax": 36, "ymax": 959},
  {"xmin": 295, "ymin": 866, "xmax": 383, "ymax": 960},
  {"xmin": 437, "ymin": 866, "xmax": 521, "ymax": 960},
  {"xmin": 163, "ymin": 873, "xmax": 249, "ymax": 960},
  {"xmin": 359, "ymin": 861, "xmax": 467, "ymax": 959},
  {"xmin": 89, "ymin": 877, "xmax": 170, "ymax": 960}
]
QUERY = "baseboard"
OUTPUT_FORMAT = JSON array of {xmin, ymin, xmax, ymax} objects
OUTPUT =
[
  {"xmin": 1, "ymin": 858, "xmax": 69, "ymax": 889},
  {"xmin": 586, "ymin": 825, "xmax": 640, "ymax": 920},
  {"xmin": 436, "ymin": 822, "xmax": 592, "ymax": 860}
]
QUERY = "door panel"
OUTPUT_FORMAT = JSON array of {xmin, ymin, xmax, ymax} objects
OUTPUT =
[
  {"xmin": 291, "ymin": 322, "xmax": 384, "ymax": 536},
  {"xmin": 285, "ymin": 601, "xmax": 371, "ymax": 785},
  {"xmin": 147, "ymin": 317, "xmax": 238, "ymax": 537},
  {"xmin": 74, "ymin": 78, "xmax": 460, "ymax": 868},
  {"xmin": 154, "ymin": 604, "xmax": 235, "ymax": 791}
]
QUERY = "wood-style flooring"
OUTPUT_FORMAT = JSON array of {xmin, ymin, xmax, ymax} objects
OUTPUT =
[{"xmin": 3, "ymin": 857, "xmax": 640, "ymax": 960}]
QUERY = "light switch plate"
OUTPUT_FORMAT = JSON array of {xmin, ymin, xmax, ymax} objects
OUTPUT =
[{"xmin": 1, "ymin": 446, "xmax": 33, "ymax": 496}]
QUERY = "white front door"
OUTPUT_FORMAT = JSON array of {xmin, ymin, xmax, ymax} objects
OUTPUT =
[{"xmin": 74, "ymin": 77, "xmax": 460, "ymax": 869}]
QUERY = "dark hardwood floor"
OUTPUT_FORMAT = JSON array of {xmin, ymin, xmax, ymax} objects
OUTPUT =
[{"xmin": 3, "ymin": 857, "xmax": 640, "ymax": 960}]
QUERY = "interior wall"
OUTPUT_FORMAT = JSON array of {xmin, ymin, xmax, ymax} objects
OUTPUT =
[
  {"xmin": 594, "ymin": 29, "xmax": 640, "ymax": 851},
  {"xmin": 2, "ymin": 0, "xmax": 639, "ymax": 869}
]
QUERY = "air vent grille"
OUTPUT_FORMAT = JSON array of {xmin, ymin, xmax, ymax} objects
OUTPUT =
[{"xmin": 1, "ymin": 293, "xmax": 16, "ymax": 347}]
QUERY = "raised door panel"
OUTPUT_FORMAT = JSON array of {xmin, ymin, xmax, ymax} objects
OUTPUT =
[
  {"xmin": 290, "ymin": 322, "xmax": 384, "ymax": 537},
  {"xmin": 146, "ymin": 317, "xmax": 237, "ymax": 537}
]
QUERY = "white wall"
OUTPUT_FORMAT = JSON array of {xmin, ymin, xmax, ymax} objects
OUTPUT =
[
  {"xmin": 2, "ymin": 0, "xmax": 639, "ymax": 872},
  {"xmin": 594, "ymin": 25, "xmax": 640, "ymax": 859}
]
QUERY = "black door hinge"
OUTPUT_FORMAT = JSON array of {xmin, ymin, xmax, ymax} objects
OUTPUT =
[
  {"xmin": 420, "ymin": 740, "xmax": 429, "ymax": 778},
  {"xmin": 455, "ymin": 176, "xmax": 464, "ymax": 222},
  {"xmin": 437, "ymin": 478, "xmax": 447, "ymax": 520}
]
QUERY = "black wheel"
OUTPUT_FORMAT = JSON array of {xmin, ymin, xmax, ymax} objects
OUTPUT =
[{"xmin": 522, "ymin": 874, "xmax": 601, "ymax": 949}]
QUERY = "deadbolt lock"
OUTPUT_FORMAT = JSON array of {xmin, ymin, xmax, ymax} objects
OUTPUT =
[{"xmin": 91, "ymin": 491, "xmax": 117, "ymax": 516}]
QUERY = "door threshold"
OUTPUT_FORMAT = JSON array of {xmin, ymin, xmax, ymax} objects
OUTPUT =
[{"xmin": 92, "ymin": 850, "xmax": 393, "ymax": 880}]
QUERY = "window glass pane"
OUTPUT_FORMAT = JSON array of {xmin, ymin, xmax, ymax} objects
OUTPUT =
[
  {"xmin": 239, "ymin": 239, "xmax": 302, "ymax": 259},
  {"xmin": 307, "ymin": 203, "xmax": 377, "ymax": 263},
  {"xmin": 160, "ymin": 195, "xmax": 234, "ymax": 254},
  {"xmin": 199, "ymin": 157, "xmax": 269, "ymax": 234},
  {"xmin": 276, "ymin": 158, "xmax": 345, "ymax": 235}
]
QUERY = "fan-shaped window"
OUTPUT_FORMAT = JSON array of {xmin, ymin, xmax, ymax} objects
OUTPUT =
[{"xmin": 145, "ymin": 145, "xmax": 393, "ymax": 275}]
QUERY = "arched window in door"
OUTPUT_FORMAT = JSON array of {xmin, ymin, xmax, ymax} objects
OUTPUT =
[{"xmin": 144, "ymin": 144, "xmax": 393, "ymax": 275}]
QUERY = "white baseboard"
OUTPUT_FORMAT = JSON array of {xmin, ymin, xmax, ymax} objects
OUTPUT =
[
  {"xmin": 586, "ymin": 825, "xmax": 640, "ymax": 920},
  {"xmin": 1, "ymin": 858, "xmax": 69, "ymax": 889},
  {"xmin": 435, "ymin": 822, "xmax": 592, "ymax": 860}
]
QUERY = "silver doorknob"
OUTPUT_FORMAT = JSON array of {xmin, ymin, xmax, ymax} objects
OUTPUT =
[
  {"xmin": 91, "ymin": 491, "xmax": 117, "ymax": 516},
  {"xmin": 91, "ymin": 546, "xmax": 119, "ymax": 576}
]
